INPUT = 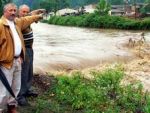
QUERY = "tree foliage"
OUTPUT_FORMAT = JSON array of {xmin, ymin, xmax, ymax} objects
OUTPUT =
[
  {"xmin": 145, "ymin": 0, "xmax": 150, "ymax": 3},
  {"xmin": 39, "ymin": 0, "xmax": 70, "ymax": 13},
  {"xmin": 13, "ymin": 0, "xmax": 99, "ymax": 11},
  {"xmin": 12, "ymin": 0, "xmax": 146, "ymax": 13},
  {"xmin": 0, "ymin": 0, "xmax": 12, "ymax": 16},
  {"xmin": 95, "ymin": 0, "xmax": 110, "ymax": 15},
  {"xmin": 107, "ymin": 0, "xmax": 144, "ymax": 5},
  {"xmin": 140, "ymin": 0, "xmax": 150, "ymax": 14}
]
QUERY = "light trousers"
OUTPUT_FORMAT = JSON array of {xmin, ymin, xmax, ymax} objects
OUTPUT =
[{"xmin": 0, "ymin": 58, "xmax": 21, "ymax": 112}]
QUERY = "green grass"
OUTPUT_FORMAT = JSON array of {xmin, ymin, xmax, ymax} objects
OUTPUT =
[
  {"xmin": 45, "ymin": 13, "xmax": 150, "ymax": 30},
  {"xmin": 32, "ymin": 67, "xmax": 150, "ymax": 113}
]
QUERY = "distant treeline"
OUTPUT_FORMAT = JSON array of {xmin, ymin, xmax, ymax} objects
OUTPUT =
[
  {"xmin": 12, "ymin": 0, "xmax": 145, "ymax": 11},
  {"xmin": 44, "ymin": 13, "xmax": 150, "ymax": 30},
  {"xmin": 13, "ymin": 0, "xmax": 99, "ymax": 10}
]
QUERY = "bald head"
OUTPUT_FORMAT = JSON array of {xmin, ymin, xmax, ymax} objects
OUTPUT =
[
  {"xmin": 19, "ymin": 4, "xmax": 30, "ymax": 17},
  {"xmin": 3, "ymin": 3, "xmax": 17, "ymax": 21}
]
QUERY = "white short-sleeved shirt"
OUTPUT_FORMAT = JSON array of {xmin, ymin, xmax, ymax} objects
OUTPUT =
[{"xmin": 6, "ymin": 19, "xmax": 22, "ymax": 57}]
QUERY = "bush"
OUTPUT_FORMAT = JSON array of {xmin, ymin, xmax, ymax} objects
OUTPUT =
[
  {"xmin": 34, "ymin": 68, "xmax": 150, "ymax": 113},
  {"xmin": 46, "ymin": 13, "xmax": 150, "ymax": 30}
]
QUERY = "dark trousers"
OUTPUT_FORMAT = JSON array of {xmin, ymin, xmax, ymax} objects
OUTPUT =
[{"xmin": 18, "ymin": 48, "xmax": 33, "ymax": 99}]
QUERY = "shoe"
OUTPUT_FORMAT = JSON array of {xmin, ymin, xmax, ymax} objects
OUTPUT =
[
  {"xmin": 7, "ymin": 105, "xmax": 19, "ymax": 113},
  {"xmin": 18, "ymin": 97, "xmax": 30, "ymax": 106},
  {"xmin": 25, "ymin": 91, "xmax": 38, "ymax": 97}
]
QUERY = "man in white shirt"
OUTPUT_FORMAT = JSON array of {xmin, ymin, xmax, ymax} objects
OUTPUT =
[{"xmin": 0, "ymin": 3, "xmax": 44, "ymax": 113}]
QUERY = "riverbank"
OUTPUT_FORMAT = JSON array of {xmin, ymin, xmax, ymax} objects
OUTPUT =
[
  {"xmin": 18, "ymin": 41, "xmax": 150, "ymax": 113},
  {"xmin": 44, "ymin": 13, "xmax": 150, "ymax": 30},
  {"xmin": 19, "ymin": 45, "xmax": 150, "ymax": 112}
]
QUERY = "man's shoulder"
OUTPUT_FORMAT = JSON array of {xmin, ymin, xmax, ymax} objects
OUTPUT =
[
  {"xmin": 15, "ymin": 17, "xmax": 20, "ymax": 23},
  {"xmin": 0, "ymin": 19, "xmax": 4, "ymax": 27},
  {"xmin": 0, "ymin": 17, "xmax": 3, "ymax": 23},
  {"xmin": 0, "ymin": 19, "xmax": 4, "ymax": 32},
  {"xmin": 15, "ymin": 17, "xmax": 27, "ymax": 23},
  {"xmin": 15, "ymin": 17, "xmax": 25, "ymax": 26}
]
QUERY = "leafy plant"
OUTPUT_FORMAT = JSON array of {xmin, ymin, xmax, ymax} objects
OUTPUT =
[
  {"xmin": 47, "ymin": 13, "xmax": 150, "ymax": 30},
  {"xmin": 34, "ymin": 67, "xmax": 150, "ymax": 113},
  {"xmin": 95, "ymin": 0, "xmax": 111, "ymax": 16}
]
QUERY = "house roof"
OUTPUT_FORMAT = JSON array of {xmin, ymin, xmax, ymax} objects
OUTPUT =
[
  {"xmin": 56, "ymin": 8, "xmax": 77, "ymax": 16},
  {"xmin": 111, "ymin": 5, "xmax": 124, "ymax": 9},
  {"xmin": 110, "ymin": 9, "xmax": 124, "ymax": 13}
]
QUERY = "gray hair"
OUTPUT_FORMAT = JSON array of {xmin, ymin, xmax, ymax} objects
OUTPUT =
[
  {"xmin": 3, "ymin": 3, "xmax": 17, "ymax": 12},
  {"xmin": 19, "ymin": 4, "xmax": 30, "ymax": 11}
]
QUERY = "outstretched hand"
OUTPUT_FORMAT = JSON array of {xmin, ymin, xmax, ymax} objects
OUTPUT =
[{"xmin": 30, "ymin": 9, "xmax": 46, "ymax": 15}]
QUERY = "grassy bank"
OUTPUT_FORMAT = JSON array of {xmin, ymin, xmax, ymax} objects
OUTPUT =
[
  {"xmin": 30, "ymin": 67, "xmax": 150, "ymax": 113},
  {"xmin": 44, "ymin": 13, "xmax": 150, "ymax": 30}
]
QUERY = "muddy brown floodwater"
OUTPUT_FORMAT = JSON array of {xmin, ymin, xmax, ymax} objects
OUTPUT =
[{"xmin": 32, "ymin": 23, "xmax": 150, "ymax": 74}]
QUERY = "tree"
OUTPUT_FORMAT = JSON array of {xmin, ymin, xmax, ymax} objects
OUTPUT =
[
  {"xmin": 0, "ymin": 0, "xmax": 2, "ymax": 16},
  {"xmin": 127, "ymin": 0, "xmax": 144, "ymax": 4},
  {"xmin": 40, "ymin": 0, "xmax": 70, "ymax": 14},
  {"xmin": 95, "ymin": 0, "xmax": 110, "ymax": 15},
  {"xmin": 59, "ymin": 0, "xmax": 70, "ymax": 9},
  {"xmin": 145, "ymin": 0, "xmax": 150, "ymax": 3},
  {"xmin": 140, "ymin": 0, "xmax": 150, "ymax": 14}
]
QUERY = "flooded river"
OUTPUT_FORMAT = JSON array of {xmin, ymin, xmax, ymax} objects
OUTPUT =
[{"xmin": 32, "ymin": 23, "xmax": 150, "ymax": 73}]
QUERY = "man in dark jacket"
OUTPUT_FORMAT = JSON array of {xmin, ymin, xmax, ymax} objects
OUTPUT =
[{"xmin": 17, "ymin": 4, "xmax": 45, "ymax": 106}]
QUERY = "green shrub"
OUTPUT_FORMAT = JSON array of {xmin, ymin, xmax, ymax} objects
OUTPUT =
[
  {"xmin": 34, "ymin": 68, "xmax": 150, "ymax": 113},
  {"xmin": 46, "ymin": 13, "xmax": 150, "ymax": 30}
]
